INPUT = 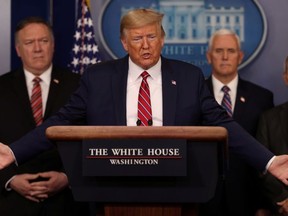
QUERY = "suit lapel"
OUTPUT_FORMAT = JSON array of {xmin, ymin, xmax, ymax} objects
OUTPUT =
[
  {"xmin": 280, "ymin": 103, "xmax": 288, "ymax": 144},
  {"xmin": 111, "ymin": 57, "xmax": 129, "ymax": 125},
  {"xmin": 161, "ymin": 57, "xmax": 177, "ymax": 126},
  {"xmin": 233, "ymin": 78, "xmax": 247, "ymax": 120},
  {"xmin": 44, "ymin": 67, "xmax": 61, "ymax": 119},
  {"xmin": 12, "ymin": 69, "xmax": 35, "ymax": 124},
  {"xmin": 205, "ymin": 76, "xmax": 214, "ymax": 96}
]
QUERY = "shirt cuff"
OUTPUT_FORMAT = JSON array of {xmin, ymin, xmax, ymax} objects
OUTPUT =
[
  {"xmin": 9, "ymin": 147, "xmax": 18, "ymax": 166},
  {"xmin": 264, "ymin": 155, "xmax": 276, "ymax": 174},
  {"xmin": 5, "ymin": 175, "xmax": 16, "ymax": 191}
]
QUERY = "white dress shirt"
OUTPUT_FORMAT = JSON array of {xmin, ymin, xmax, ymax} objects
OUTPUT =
[{"xmin": 126, "ymin": 58, "xmax": 163, "ymax": 126}]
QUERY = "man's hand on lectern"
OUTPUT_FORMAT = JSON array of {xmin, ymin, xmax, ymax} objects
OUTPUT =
[
  {"xmin": 0, "ymin": 142, "xmax": 15, "ymax": 169},
  {"xmin": 268, "ymin": 155, "xmax": 288, "ymax": 186}
]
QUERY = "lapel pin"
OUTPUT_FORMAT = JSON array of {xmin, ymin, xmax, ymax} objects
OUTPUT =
[
  {"xmin": 171, "ymin": 80, "xmax": 176, "ymax": 85},
  {"xmin": 240, "ymin": 97, "xmax": 245, "ymax": 103},
  {"xmin": 53, "ymin": 79, "xmax": 59, "ymax": 84}
]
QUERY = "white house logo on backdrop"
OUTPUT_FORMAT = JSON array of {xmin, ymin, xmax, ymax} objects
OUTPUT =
[{"xmin": 98, "ymin": 0, "xmax": 267, "ymax": 77}]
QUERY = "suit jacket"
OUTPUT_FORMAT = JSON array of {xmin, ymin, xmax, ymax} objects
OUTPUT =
[
  {"xmin": 257, "ymin": 102, "xmax": 288, "ymax": 210},
  {"xmin": 10, "ymin": 56, "xmax": 273, "ymax": 174},
  {"xmin": 206, "ymin": 76, "xmax": 274, "ymax": 136},
  {"xmin": 205, "ymin": 76, "xmax": 274, "ymax": 215},
  {"xmin": 0, "ymin": 66, "xmax": 85, "ymax": 216}
]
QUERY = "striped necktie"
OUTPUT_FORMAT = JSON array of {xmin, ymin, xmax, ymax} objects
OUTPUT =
[
  {"xmin": 31, "ymin": 77, "xmax": 43, "ymax": 126},
  {"xmin": 137, "ymin": 71, "xmax": 152, "ymax": 126},
  {"xmin": 221, "ymin": 85, "xmax": 233, "ymax": 117}
]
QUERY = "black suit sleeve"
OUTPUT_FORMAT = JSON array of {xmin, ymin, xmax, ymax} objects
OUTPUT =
[
  {"xmin": 0, "ymin": 164, "xmax": 17, "ymax": 193},
  {"xmin": 257, "ymin": 112, "xmax": 288, "ymax": 206}
]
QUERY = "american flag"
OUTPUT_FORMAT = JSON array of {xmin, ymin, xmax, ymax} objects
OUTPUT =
[{"xmin": 68, "ymin": 0, "xmax": 102, "ymax": 74}]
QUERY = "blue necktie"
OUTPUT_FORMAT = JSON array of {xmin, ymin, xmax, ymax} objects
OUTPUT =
[{"xmin": 221, "ymin": 85, "xmax": 233, "ymax": 117}]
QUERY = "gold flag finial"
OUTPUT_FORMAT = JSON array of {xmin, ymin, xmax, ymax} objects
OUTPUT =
[{"xmin": 85, "ymin": 0, "xmax": 90, "ymax": 9}]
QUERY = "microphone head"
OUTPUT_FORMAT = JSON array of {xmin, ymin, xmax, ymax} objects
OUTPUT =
[
  {"xmin": 136, "ymin": 119, "xmax": 142, "ymax": 126},
  {"xmin": 148, "ymin": 119, "xmax": 153, "ymax": 126}
]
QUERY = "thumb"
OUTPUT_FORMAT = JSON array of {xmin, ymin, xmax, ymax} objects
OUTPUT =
[
  {"xmin": 38, "ymin": 171, "xmax": 53, "ymax": 179},
  {"xmin": 277, "ymin": 199, "xmax": 287, "ymax": 206},
  {"xmin": 25, "ymin": 173, "xmax": 40, "ymax": 181}
]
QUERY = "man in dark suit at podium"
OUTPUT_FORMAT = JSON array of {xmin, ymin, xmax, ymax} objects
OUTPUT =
[
  {"xmin": 203, "ymin": 29, "xmax": 274, "ymax": 216},
  {"xmin": 0, "ymin": 17, "xmax": 87, "ymax": 216},
  {"xmin": 0, "ymin": 9, "xmax": 288, "ymax": 208}
]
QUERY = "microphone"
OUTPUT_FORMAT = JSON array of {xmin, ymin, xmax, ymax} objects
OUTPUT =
[
  {"xmin": 148, "ymin": 119, "xmax": 153, "ymax": 126},
  {"xmin": 136, "ymin": 119, "xmax": 141, "ymax": 126}
]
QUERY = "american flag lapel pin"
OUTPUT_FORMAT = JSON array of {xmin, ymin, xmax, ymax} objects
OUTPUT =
[
  {"xmin": 53, "ymin": 79, "xmax": 59, "ymax": 84},
  {"xmin": 240, "ymin": 96, "xmax": 245, "ymax": 103},
  {"xmin": 171, "ymin": 80, "xmax": 176, "ymax": 85}
]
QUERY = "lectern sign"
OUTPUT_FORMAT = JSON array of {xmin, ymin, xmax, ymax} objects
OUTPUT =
[{"xmin": 82, "ymin": 139, "xmax": 187, "ymax": 176}]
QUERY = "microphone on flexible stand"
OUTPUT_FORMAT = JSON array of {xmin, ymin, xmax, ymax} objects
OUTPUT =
[
  {"xmin": 148, "ymin": 119, "xmax": 153, "ymax": 126},
  {"xmin": 136, "ymin": 119, "xmax": 142, "ymax": 126}
]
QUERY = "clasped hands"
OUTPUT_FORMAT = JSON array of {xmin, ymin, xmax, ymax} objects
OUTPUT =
[{"xmin": 9, "ymin": 171, "xmax": 68, "ymax": 202}]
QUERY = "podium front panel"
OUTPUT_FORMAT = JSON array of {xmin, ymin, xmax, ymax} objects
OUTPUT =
[
  {"xmin": 57, "ymin": 140, "xmax": 221, "ymax": 203},
  {"xmin": 82, "ymin": 139, "xmax": 187, "ymax": 177}
]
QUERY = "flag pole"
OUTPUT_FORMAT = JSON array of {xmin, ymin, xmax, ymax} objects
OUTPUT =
[
  {"xmin": 68, "ymin": 0, "xmax": 102, "ymax": 74},
  {"xmin": 49, "ymin": 0, "xmax": 53, "ymax": 26}
]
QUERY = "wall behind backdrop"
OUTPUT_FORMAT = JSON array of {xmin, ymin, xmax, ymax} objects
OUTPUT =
[
  {"xmin": 0, "ymin": 0, "xmax": 287, "ymax": 106},
  {"xmin": 0, "ymin": 0, "xmax": 11, "ymax": 73}
]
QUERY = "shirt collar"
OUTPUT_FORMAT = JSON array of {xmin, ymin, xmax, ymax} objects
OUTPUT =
[
  {"xmin": 212, "ymin": 74, "xmax": 239, "ymax": 94},
  {"xmin": 128, "ymin": 57, "xmax": 162, "ymax": 82},
  {"xmin": 24, "ymin": 65, "xmax": 52, "ymax": 85}
]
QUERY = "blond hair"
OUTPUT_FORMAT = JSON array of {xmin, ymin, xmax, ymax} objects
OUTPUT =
[{"xmin": 120, "ymin": 8, "xmax": 165, "ymax": 38}]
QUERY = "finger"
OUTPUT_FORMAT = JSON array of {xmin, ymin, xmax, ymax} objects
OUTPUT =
[
  {"xmin": 33, "ymin": 193, "xmax": 49, "ymax": 199},
  {"xmin": 26, "ymin": 174, "xmax": 41, "ymax": 182},
  {"xmin": 25, "ymin": 195, "xmax": 40, "ymax": 203},
  {"xmin": 38, "ymin": 172, "xmax": 52, "ymax": 178},
  {"xmin": 30, "ymin": 188, "xmax": 49, "ymax": 196},
  {"xmin": 30, "ymin": 184, "xmax": 48, "ymax": 190},
  {"xmin": 31, "ymin": 186, "xmax": 49, "ymax": 194},
  {"xmin": 277, "ymin": 200, "xmax": 286, "ymax": 206},
  {"xmin": 30, "ymin": 181, "xmax": 49, "ymax": 187},
  {"xmin": 281, "ymin": 178, "xmax": 288, "ymax": 186}
]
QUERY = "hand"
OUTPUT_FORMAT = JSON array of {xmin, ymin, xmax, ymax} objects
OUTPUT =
[
  {"xmin": 255, "ymin": 208, "xmax": 272, "ymax": 216},
  {"xmin": 0, "ymin": 143, "xmax": 15, "ymax": 169},
  {"xmin": 268, "ymin": 155, "xmax": 288, "ymax": 185},
  {"xmin": 10, "ymin": 173, "xmax": 47, "ymax": 202},
  {"xmin": 30, "ymin": 171, "xmax": 69, "ymax": 198},
  {"xmin": 277, "ymin": 199, "xmax": 288, "ymax": 216}
]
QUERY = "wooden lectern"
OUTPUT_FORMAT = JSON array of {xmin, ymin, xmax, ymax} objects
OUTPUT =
[{"xmin": 46, "ymin": 126, "xmax": 228, "ymax": 216}]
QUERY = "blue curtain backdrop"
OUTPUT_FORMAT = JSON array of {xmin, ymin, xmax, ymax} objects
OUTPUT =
[
  {"xmin": 11, "ymin": 0, "xmax": 76, "ymax": 70},
  {"xmin": 8, "ymin": 0, "xmax": 288, "ymax": 105}
]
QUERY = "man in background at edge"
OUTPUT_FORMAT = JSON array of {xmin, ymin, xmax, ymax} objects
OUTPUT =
[
  {"xmin": 204, "ymin": 28, "xmax": 274, "ymax": 216},
  {"xmin": 0, "ymin": 8, "xmax": 288, "ymax": 213},
  {"xmin": 256, "ymin": 56, "xmax": 288, "ymax": 216},
  {"xmin": 0, "ymin": 17, "xmax": 88, "ymax": 215}
]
